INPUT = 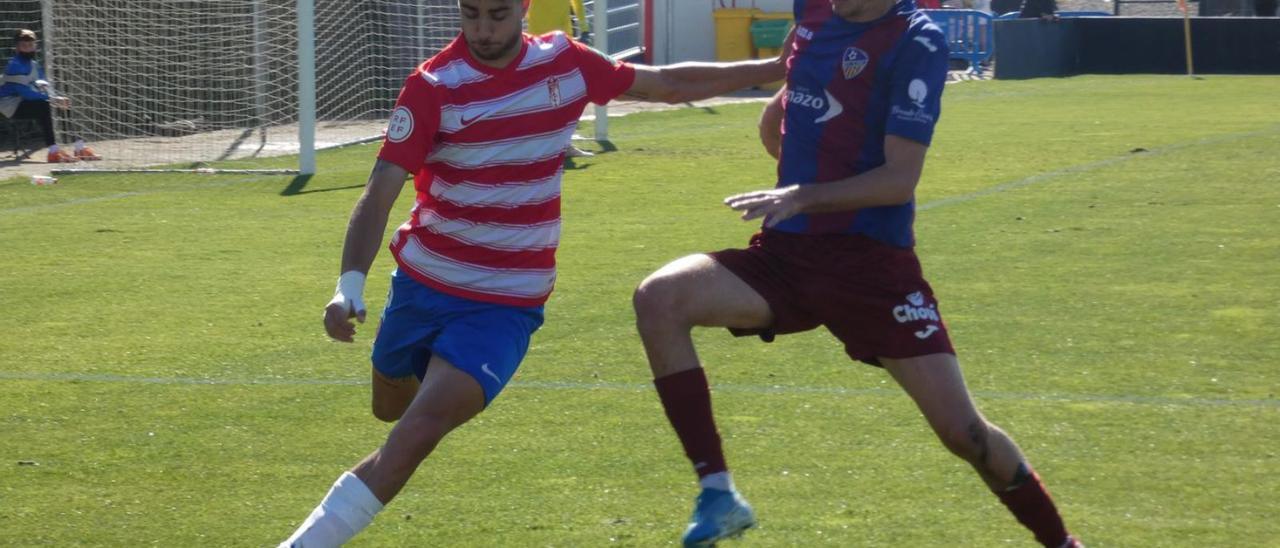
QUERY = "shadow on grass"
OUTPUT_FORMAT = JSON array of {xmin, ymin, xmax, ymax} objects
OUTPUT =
[
  {"xmin": 279, "ymin": 174, "xmax": 312, "ymax": 195},
  {"xmin": 277, "ymin": 175, "xmax": 363, "ymax": 197},
  {"xmin": 280, "ymin": 174, "xmax": 364, "ymax": 196},
  {"xmin": 564, "ymin": 139, "xmax": 618, "ymax": 171}
]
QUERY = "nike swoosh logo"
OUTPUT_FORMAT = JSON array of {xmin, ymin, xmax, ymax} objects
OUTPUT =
[
  {"xmin": 914, "ymin": 325, "xmax": 939, "ymax": 339},
  {"xmin": 479, "ymin": 363, "xmax": 502, "ymax": 384},
  {"xmin": 459, "ymin": 112, "xmax": 487, "ymax": 126},
  {"xmin": 814, "ymin": 90, "xmax": 843, "ymax": 123}
]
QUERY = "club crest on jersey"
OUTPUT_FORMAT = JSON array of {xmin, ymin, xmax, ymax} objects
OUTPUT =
[
  {"xmin": 842, "ymin": 47, "xmax": 870, "ymax": 79},
  {"xmin": 386, "ymin": 106, "xmax": 413, "ymax": 143},
  {"xmin": 547, "ymin": 76, "xmax": 562, "ymax": 107}
]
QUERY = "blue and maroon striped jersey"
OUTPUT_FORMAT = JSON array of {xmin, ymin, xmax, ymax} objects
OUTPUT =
[{"xmin": 774, "ymin": 0, "xmax": 948, "ymax": 247}]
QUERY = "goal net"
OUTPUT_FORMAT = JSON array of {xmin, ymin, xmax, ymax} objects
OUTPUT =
[
  {"xmin": 35, "ymin": 0, "xmax": 642, "ymax": 173},
  {"xmin": 42, "ymin": 0, "xmax": 459, "ymax": 172}
]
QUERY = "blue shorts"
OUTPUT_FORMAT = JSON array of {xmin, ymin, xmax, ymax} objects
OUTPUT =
[{"xmin": 370, "ymin": 270, "xmax": 545, "ymax": 406}]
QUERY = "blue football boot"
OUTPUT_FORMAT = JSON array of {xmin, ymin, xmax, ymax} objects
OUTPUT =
[{"xmin": 681, "ymin": 488, "xmax": 756, "ymax": 547}]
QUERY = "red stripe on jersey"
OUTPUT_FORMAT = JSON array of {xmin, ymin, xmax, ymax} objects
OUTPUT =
[
  {"xmin": 427, "ymin": 158, "xmax": 564, "ymax": 186},
  {"xmin": 414, "ymin": 230, "xmax": 557, "ymax": 269},
  {"xmin": 424, "ymin": 195, "xmax": 561, "ymax": 226}
]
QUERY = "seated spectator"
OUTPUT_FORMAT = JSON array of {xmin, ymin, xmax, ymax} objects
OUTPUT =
[{"xmin": 0, "ymin": 29, "xmax": 101, "ymax": 163}]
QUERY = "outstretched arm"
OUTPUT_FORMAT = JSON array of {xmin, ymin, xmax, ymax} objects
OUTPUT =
[
  {"xmin": 623, "ymin": 28, "xmax": 793, "ymax": 104},
  {"xmin": 323, "ymin": 159, "xmax": 410, "ymax": 342}
]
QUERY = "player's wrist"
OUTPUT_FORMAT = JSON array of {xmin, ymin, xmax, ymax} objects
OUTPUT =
[
  {"xmin": 335, "ymin": 270, "xmax": 367, "ymax": 300},
  {"xmin": 789, "ymin": 184, "xmax": 816, "ymax": 213}
]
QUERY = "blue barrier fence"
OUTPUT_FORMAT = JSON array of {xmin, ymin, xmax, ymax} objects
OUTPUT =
[
  {"xmin": 922, "ymin": 9, "xmax": 995, "ymax": 69},
  {"xmin": 923, "ymin": 9, "xmax": 1112, "ymax": 70}
]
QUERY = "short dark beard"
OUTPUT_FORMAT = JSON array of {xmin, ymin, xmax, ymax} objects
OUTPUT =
[{"xmin": 469, "ymin": 31, "xmax": 521, "ymax": 62}]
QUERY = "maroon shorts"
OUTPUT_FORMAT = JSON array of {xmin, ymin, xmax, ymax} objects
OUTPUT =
[{"xmin": 707, "ymin": 230, "xmax": 955, "ymax": 366}]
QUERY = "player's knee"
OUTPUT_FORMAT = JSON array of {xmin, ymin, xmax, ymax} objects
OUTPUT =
[
  {"xmin": 393, "ymin": 413, "xmax": 454, "ymax": 457},
  {"xmin": 632, "ymin": 272, "xmax": 691, "ymax": 327},
  {"xmin": 938, "ymin": 419, "xmax": 989, "ymax": 462},
  {"xmin": 371, "ymin": 398, "xmax": 408, "ymax": 423}
]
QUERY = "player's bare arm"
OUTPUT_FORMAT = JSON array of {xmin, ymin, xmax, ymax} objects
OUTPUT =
[
  {"xmin": 724, "ymin": 134, "xmax": 928, "ymax": 227},
  {"xmin": 323, "ymin": 159, "xmax": 411, "ymax": 342},
  {"xmin": 623, "ymin": 29, "xmax": 793, "ymax": 103}
]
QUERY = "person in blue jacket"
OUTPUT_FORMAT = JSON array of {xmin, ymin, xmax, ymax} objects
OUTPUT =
[{"xmin": 0, "ymin": 29, "xmax": 100, "ymax": 162}]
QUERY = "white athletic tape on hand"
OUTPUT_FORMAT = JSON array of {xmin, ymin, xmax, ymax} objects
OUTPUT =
[{"xmin": 329, "ymin": 271, "xmax": 367, "ymax": 316}]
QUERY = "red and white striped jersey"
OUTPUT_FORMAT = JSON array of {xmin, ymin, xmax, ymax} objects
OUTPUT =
[{"xmin": 378, "ymin": 32, "xmax": 635, "ymax": 307}]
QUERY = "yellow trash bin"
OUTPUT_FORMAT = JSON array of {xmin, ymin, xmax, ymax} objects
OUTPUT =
[{"xmin": 713, "ymin": 8, "xmax": 760, "ymax": 61}]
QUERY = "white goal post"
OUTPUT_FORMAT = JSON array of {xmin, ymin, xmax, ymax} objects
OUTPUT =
[
  {"xmin": 32, "ymin": 0, "xmax": 643, "ymax": 175},
  {"xmin": 586, "ymin": 0, "xmax": 644, "ymax": 142}
]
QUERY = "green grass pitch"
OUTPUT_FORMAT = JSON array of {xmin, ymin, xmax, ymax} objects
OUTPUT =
[{"xmin": 1, "ymin": 75, "xmax": 1277, "ymax": 546}]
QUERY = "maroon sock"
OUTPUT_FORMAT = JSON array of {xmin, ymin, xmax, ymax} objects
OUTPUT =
[
  {"xmin": 653, "ymin": 368, "xmax": 727, "ymax": 478},
  {"xmin": 995, "ymin": 469, "xmax": 1071, "ymax": 547}
]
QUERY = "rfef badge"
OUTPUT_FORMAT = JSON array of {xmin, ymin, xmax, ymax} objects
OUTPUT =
[{"xmin": 842, "ymin": 47, "xmax": 870, "ymax": 79}]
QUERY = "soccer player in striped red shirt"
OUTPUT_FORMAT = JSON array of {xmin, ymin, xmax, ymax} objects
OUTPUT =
[{"xmin": 278, "ymin": 1, "xmax": 788, "ymax": 545}]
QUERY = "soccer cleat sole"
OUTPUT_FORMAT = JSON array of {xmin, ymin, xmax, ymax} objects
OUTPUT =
[{"xmin": 687, "ymin": 521, "xmax": 756, "ymax": 547}]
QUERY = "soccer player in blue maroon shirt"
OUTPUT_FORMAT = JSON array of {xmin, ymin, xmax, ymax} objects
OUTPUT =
[{"xmin": 633, "ymin": 0, "xmax": 1081, "ymax": 546}]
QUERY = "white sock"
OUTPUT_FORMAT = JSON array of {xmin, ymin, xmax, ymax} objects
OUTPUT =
[
  {"xmin": 699, "ymin": 471, "xmax": 735, "ymax": 492},
  {"xmin": 74, "ymin": 138, "xmax": 86, "ymax": 152},
  {"xmin": 279, "ymin": 471, "xmax": 384, "ymax": 548},
  {"xmin": 48, "ymin": 144, "xmax": 58, "ymax": 153}
]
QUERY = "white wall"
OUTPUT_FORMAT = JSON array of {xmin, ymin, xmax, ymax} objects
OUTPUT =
[{"xmin": 649, "ymin": 0, "xmax": 793, "ymax": 64}]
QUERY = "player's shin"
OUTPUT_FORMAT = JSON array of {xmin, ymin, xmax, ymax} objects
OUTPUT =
[{"xmin": 653, "ymin": 368, "xmax": 732, "ymax": 489}]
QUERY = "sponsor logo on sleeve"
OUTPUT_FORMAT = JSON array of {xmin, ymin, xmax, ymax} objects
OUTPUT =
[
  {"xmin": 891, "ymin": 105, "xmax": 935, "ymax": 125},
  {"xmin": 387, "ymin": 106, "xmax": 414, "ymax": 143},
  {"xmin": 891, "ymin": 80, "xmax": 935, "ymax": 126},
  {"xmin": 913, "ymin": 35, "xmax": 938, "ymax": 53},
  {"xmin": 908, "ymin": 79, "xmax": 928, "ymax": 108}
]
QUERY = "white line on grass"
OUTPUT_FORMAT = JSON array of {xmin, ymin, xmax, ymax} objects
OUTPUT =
[
  {"xmin": 918, "ymin": 124, "xmax": 1280, "ymax": 211},
  {"xmin": 1, "ymin": 371, "xmax": 1274, "ymax": 409},
  {"xmin": 0, "ymin": 175, "xmax": 277, "ymax": 216}
]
